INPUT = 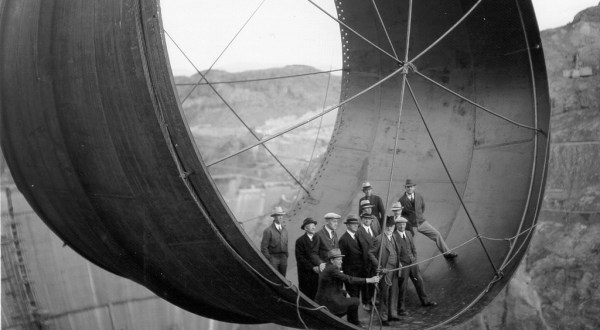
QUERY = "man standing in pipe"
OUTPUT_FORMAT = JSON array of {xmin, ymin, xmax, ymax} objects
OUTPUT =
[
  {"xmin": 260, "ymin": 206, "xmax": 289, "ymax": 276},
  {"xmin": 359, "ymin": 182, "xmax": 386, "ymax": 229},
  {"xmin": 295, "ymin": 217, "xmax": 321, "ymax": 299},
  {"xmin": 393, "ymin": 215, "xmax": 437, "ymax": 316},
  {"xmin": 312, "ymin": 212, "xmax": 341, "ymax": 271},
  {"xmin": 398, "ymin": 179, "xmax": 457, "ymax": 259}
]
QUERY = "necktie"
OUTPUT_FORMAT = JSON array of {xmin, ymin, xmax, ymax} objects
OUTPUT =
[{"xmin": 368, "ymin": 228, "xmax": 372, "ymax": 237}]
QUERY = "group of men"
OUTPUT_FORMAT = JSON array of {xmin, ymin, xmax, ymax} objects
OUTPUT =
[{"xmin": 260, "ymin": 180, "xmax": 457, "ymax": 326}]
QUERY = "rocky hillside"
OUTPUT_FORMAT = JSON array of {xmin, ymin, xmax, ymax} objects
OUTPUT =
[{"xmin": 459, "ymin": 4, "xmax": 600, "ymax": 330}]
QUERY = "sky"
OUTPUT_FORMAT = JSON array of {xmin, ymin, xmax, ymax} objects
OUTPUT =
[{"xmin": 161, "ymin": 0, "xmax": 599, "ymax": 76}]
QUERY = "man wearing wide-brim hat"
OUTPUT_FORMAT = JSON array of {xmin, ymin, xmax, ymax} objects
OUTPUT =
[
  {"xmin": 260, "ymin": 206, "xmax": 289, "ymax": 276},
  {"xmin": 368, "ymin": 216, "xmax": 402, "ymax": 325},
  {"xmin": 359, "ymin": 181, "xmax": 386, "ymax": 230},
  {"xmin": 314, "ymin": 248, "xmax": 380, "ymax": 327},
  {"xmin": 295, "ymin": 217, "xmax": 321, "ymax": 299},
  {"xmin": 338, "ymin": 215, "xmax": 371, "ymax": 324},
  {"xmin": 359, "ymin": 199, "xmax": 381, "ymax": 236},
  {"xmin": 398, "ymin": 179, "xmax": 457, "ymax": 259}
]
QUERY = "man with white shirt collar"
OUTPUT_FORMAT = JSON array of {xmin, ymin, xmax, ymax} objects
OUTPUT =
[
  {"xmin": 338, "ymin": 215, "xmax": 367, "ymax": 325},
  {"xmin": 260, "ymin": 206, "xmax": 289, "ymax": 276},
  {"xmin": 357, "ymin": 213, "xmax": 377, "ymax": 310},
  {"xmin": 295, "ymin": 217, "xmax": 321, "ymax": 299},
  {"xmin": 393, "ymin": 215, "xmax": 437, "ymax": 316},
  {"xmin": 312, "ymin": 212, "xmax": 341, "ymax": 271},
  {"xmin": 398, "ymin": 180, "xmax": 457, "ymax": 259}
]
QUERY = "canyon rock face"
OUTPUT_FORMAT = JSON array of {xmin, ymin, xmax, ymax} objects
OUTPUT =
[{"xmin": 458, "ymin": 4, "xmax": 600, "ymax": 330}]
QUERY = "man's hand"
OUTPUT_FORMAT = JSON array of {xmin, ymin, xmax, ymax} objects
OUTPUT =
[
  {"xmin": 312, "ymin": 266, "xmax": 320, "ymax": 274},
  {"xmin": 366, "ymin": 275, "xmax": 381, "ymax": 283},
  {"xmin": 319, "ymin": 263, "xmax": 326, "ymax": 272}
]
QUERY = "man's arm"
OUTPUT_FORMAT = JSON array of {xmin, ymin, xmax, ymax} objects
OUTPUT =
[
  {"xmin": 295, "ymin": 238, "xmax": 313, "ymax": 271},
  {"xmin": 376, "ymin": 196, "xmax": 386, "ymax": 220}
]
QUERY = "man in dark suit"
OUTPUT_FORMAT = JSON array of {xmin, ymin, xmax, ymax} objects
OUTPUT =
[
  {"xmin": 295, "ymin": 217, "xmax": 321, "ymax": 299},
  {"xmin": 260, "ymin": 206, "xmax": 289, "ymax": 276},
  {"xmin": 359, "ymin": 182, "xmax": 386, "ymax": 229},
  {"xmin": 398, "ymin": 179, "xmax": 457, "ymax": 259},
  {"xmin": 394, "ymin": 215, "xmax": 437, "ymax": 316},
  {"xmin": 357, "ymin": 213, "xmax": 377, "ymax": 311},
  {"xmin": 338, "ymin": 214, "xmax": 368, "ymax": 323},
  {"xmin": 368, "ymin": 217, "xmax": 402, "ymax": 325},
  {"xmin": 315, "ymin": 248, "xmax": 380, "ymax": 326},
  {"xmin": 359, "ymin": 200, "xmax": 381, "ymax": 236},
  {"xmin": 312, "ymin": 212, "xmax": 341, "ymax": 271}
]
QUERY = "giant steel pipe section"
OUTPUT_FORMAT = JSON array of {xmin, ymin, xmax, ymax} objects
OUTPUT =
[{"xmin": 0, "ymin": 0, "xmax": 549, "ymax": 329}]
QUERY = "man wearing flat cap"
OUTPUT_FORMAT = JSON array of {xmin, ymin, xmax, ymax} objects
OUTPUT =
[
  {"xmin": 315, "ymin": 248, "xmax": 380, "ymax": 326},
  {"xmin": 393, "ymin": 215, "xmax": 437, "ymax": 316},
  {"xmin": 295, "ymin": 217, "xmax": 321, "ymax": 299},
  {"xmin": 398, "ymin": 179, "xmax": 457, "ymax": 259},
  {"xmin": 261, "ymin": 206, "xmax": 289, "ymax": 276},
  {"xmin": 339, "ymin": 215, "xmax": 371, "ymax": 320},
  {"xmin": 312, "ymin": 212, "xmax": 341, "ymax": 271},
  {"xmin": 359, "ymin": 182, "xmax": 386, "ymax": 230}
]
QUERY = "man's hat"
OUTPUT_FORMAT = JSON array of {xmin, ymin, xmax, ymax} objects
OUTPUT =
[
  {"xmin": 404, "ymin": 179, "xmax": 416, "ymax": 187},
  {"xmin": 300, "ymin": 217, "xmax": 317, "ymax": 230},
  {"xmin": 271, "ymin": 206, "xmax": 286, "ymax": 216},
  {"xmin": 362, "ymin": 182, "xmax": 373, "ymax": 190},
  {"xmin": 385, "ymin": 216, "xmax": 396, "ymax": 227},
  {"xmin": 324, "ymin": 212, "xmax": 341, "ymax": 219},
  {"xmin": 327, "ymin": 248, "xmax": 344, "ymax": 259},
  {"xmin": 360, "ymin": 200, "xmax": 373, "ymax": 209},
  {"xmin": 344, "ymin": 214, "xmax": 359, "ymax": 225},
  {"xmin": 391, "ymin": 202, "xmax": 403, "ymax": 211},
  {"xmin": 394, "ymin": 216, "xmax": 408, "ymax": 223}
]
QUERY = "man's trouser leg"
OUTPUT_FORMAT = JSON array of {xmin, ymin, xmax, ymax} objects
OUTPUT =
[{"xmin": 417, "ymin": 221, "xmax": 450, "ymax": 254}]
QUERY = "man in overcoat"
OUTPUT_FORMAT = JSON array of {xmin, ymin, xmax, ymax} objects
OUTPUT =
[
  {"xmin": 398, "ymin": 179, "xmax": 457, "ymax": 259},
  {"xmin": 260, "ymin": 206, "xmax": 289, "ymax": 276},
  {"xmin": 357, "ymin": 213, "xmax": 377, "ymax": 311},
  {"xmin": 295, "ymin": 217, "xmax": 321, "ymax": 299}
]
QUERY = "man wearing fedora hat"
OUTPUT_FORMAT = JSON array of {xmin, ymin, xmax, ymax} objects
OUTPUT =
[
  {"xmin": 314, "ymin": 248, "xmax": 380, "ymax": 326},
  {"xmin": 359, "ymin": 182, "xmax": 386, "ymax": 229},
  {"xmin": 357, "ymin": 213, "xmax": 378, "ymax": 311},
  {"xmin": 398, "ymin": 179, "xmax": 457, "ymax": 259},
  {"xmin": 260, "ymin": 206, "xmax": 289, "ymax": 276},
  {"xmin": 295, "ymin": 217, "xmax": 321, "ymax": 299},
  {"xmin": 359, "ymin": 199, "xmax": 381, "ymax": 237},
  {"xmin": 312, "ymin": 212, "xmax": 341, "ymax": 271},
  {"xmin": 368, "ymin": 217, "xmax": 402, "ymax": 325},
  {"xmin": 393, "ymin": 215, "xmax": 437, "ymax": 315},
  {"xmin": 339, "ymin": 215, "xmax": 371, "ymax": 320}
]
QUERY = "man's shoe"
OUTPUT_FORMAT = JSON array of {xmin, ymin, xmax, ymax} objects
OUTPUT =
[
  {"xmin": 444, "ymin": 252, "xmax": 458, "ymax": 259},
  {"xmin": 398, "ymin": 310, "xmax": 408, "ymax": 316},
  {"xmin": 381, "ymin": 321, "xmax": 390, "ymax": 326},
  {"xmin": 422, "ymin": 301, "xmax": 438, "ymax": 307},
  {"xmin": 389, "ymin": 316, "xmax": 400, "ymax": 321}
]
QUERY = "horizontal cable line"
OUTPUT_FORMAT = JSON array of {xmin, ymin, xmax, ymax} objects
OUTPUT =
[
  {"xmin": 413, "ymin": 71, "xmax": 543, "ymax": 133},
  {"xmin": 175, "ymin": 69, "xmax": 345, "ymax": 86},
  {"xmin": 409, "ymin": 0, "xmax": 482, "ymax": 64},
  {"xmin": 207, "ymin": 65, "xmax": 407, "ymax": 167},
  {"xmin": 306, "ymin": 0, "xmax": 400, "ymax": 63}
]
